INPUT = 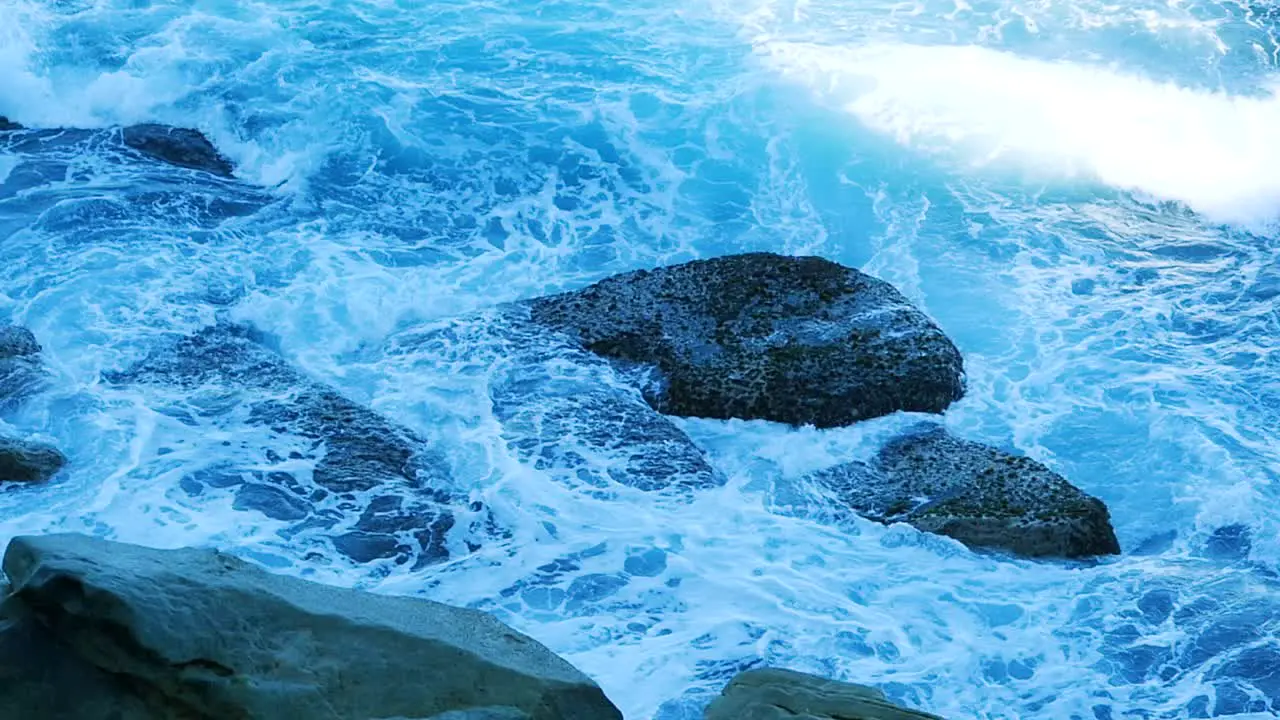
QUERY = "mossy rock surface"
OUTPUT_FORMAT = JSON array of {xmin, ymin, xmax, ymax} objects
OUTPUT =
[
  {"xmin": 528, "ymin": 253, "xmax": 964, "ymax": 428},
  {"xmin": 810, "ymin": 425, "xmax": 1120, "ymax": 559}
]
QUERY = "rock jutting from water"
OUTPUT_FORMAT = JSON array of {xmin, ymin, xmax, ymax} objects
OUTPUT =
[
  {"xmin": 704, "ymin": 668, "xmax": 945, "ymax": 720},
  {"xmin": 808, "ymin": 424, "xmax": 1121, "ymax": 559},
  {"xmin": 0, "ymin": 119, "xmax": 234, "ymax": 177},
  {"xmin": 0, "ymin": 437, "xmax": 66, "ymax": 485},
  {"xmin": 527, "ymin": 253, "xmax": 965, "ymax": 429},
  {"xmin": 120, "ymin": 123, "xmax": 235, "ymax": 177},
  {"xmin": 0, "ymin": 533, "xmax": 624, "ymax": 720},
  {"xmin": 0, "ymin": 324, "xmax": 66, "ymax": 484}
]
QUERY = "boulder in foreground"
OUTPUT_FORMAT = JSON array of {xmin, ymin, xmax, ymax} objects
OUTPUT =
[
  {"xmin": 810, "ymin": 425, "xmax": 1120, "ymax": 559},
  {"xmin": 528, "ymin": 253, "xmax": 964, "ymax": 428},
  {"xmin": 705, "ymin": 668, "xmax": 944, "ymax": 720},
  {"xmin": 0, "ymin": 533, "xmax": 623, "ymax": 720}
]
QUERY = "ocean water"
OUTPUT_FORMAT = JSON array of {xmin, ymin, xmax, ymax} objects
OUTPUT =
[{"xmin": 1, "ymin": 0, "xmax": 1279, "ymax": 717}]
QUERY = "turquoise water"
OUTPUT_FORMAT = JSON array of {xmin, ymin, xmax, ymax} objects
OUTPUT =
[{"xmin": 2, "ymin": 0, "xmax": 1279, "ymax": 717}]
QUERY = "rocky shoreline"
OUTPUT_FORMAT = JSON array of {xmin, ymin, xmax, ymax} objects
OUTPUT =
[
  {"xmin": 0, "ymin": 123, "xmax": 1125, "ymax": 717},
  {"xmin": 1, "ymin": 533, "xmax": 943, "ymax": 719}
]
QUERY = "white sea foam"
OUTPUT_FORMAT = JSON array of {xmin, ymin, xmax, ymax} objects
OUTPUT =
[{"xmin": 760, "ymin": 40, "xmax": 1280, "ymax": 225}]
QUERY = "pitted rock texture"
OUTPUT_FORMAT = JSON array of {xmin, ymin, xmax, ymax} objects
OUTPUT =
[
  {"xmin": 810, "ymin": 425, "xmax": 1120, "ymax": 559},
  {"xmin": 528, "ymin": 253, "xmax": 964, "ymax": 428}
]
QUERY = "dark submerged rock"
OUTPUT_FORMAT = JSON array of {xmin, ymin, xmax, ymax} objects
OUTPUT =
[
  {"xmin": 391, "ymin": 307, "xmax": 724, "ymax": 494},
  {"xmin": 1203, "ymin": 524, "xmax": 1251, "ymax": 561},
  {"xmin": 1, "ymin": 121, "xmax": 234, "ymax": 178},
  {"xmin": 0, "ymin": 326, "xmax": 39, "ymax": 358},
  {"xmin": 0, "ymin": 533, "xmax": 623, "ymax": 720},
  {"xmin": 704, "ymin": 668, "xmax": 944, "ymax": 720},
  {"xmin": 528, "ymin": 253, "xmax": 965, "ymax": 428},
  {"xmin": 121, "ymin": 123, "xmax": 234, "ymax": 177},
  {"xmin": 107, "ymin": 323, "xmax": 477, "ymax": 568},
  {"xmin": 0, "ymin": 437, "xmax": 66, "ymax": 484},
  {"xmin": 810, "ymin": 425, "xmax": 1120, "ymax": 559},
  {"xmin": 0, "ymin": 325, "xmax": 44, "ymax": 408}
]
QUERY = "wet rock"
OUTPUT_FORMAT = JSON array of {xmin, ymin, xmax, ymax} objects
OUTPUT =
[
  {"xmin": 1203, "ymin": 524, "xmax": 1252, "ymax": 561},
  {"xmin": 0, "ymin": 325, "xmax": 44, "ymax": 408},
  {"xmin": 528, "ymin": 253, "xmax": 965, "ymax": 428},
  {"xmin": 1, "ymin": 533, "xmax": 623, "ymax": 720},
  {"xmin": 121, "ymin": 123, "xmax": 234, "ymax": 177},
  {"xmin": 0, "ymin": 437, "xmax": 65, "ymax": 485},
  {"xmin": 0, "ymin": 326, "xmax": 40, "ymax": 358},
  {"xmin": 1, "ymin": 121, "xmax": 234, "ymax": 178},
  {"xmin": 2, "ymin": 125, "xmax": 267, "ymax": 243},
  {"xmin": 391, "ymin": 307, "xmax": 724, "ymax": 493},
  {"xmin": 810, "ymin": 425, "xmax": 1119, "ymax": 559},
  {"xmin": 232, "ymin": 483, "xmax": 311, "ymax": 521},
  {"xmin": 108, "ymin": 323, "xmax": 479, "ymax": 568},
  {"xmin": 705, "ymin": 668, "xmax": 944, "ymax": 720}
]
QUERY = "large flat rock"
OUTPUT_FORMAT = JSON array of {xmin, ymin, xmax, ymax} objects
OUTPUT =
[
  {"xmin": 1, "ymin": 533, "xmax": 623, "ymax": 720},
  {"xmin": 528, "ymin": 253, "xmax": 965, "ymax": 428}
]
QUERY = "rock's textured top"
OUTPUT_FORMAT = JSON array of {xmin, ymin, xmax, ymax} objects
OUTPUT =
[
  {"xmin": 704, "ymin": 668, "xmax": 945, "ymax": 720},
  {"xmin": 811, "ymin": 425, "xmax": 1120, "ymax": 559},
  {"xmin": 0, "ymin": 533, "xmax": 623, "ymax": 720},
  {"xmin": 528, "ymin": 253, "xmax": 965, "ymax": 428},
  {"xmin": 121, "ymin": 123, "xmax": 235, "ymax": 177},
  {"xmin": 0, "ymin": 437, "xmax": 66, "ymax": 484}
]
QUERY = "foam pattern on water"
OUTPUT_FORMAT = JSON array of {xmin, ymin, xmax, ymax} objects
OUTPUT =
[{"xmin": 1, "ymin": 0, "xmax": 1279, "ymax": 718}]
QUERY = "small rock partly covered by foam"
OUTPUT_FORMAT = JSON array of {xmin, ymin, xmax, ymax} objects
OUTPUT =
[
  {"xmin": 528, "ymin": 253, "xmax": 965, "ymax": 428},
  {"xmin": 0, "ymin": 437, "xmax": 65, "ymax": 484},
  {"xmin": 0, "ymin": 533, "xmax": 623, "ymax": 720},
  {"xmin": 810, "ymin": 424, "xmax": 1120, "ymax": 559},
  {"xmin": 121, "ymin": 124, "xmax": 235, "ymax": 177},
  {"xmin": 0, "ymin": 325, "xmax": 45, "ymax": 409},
  {"xmin": 705, "ymin": 668, "xmax": 945, "ymax": 720},
  {"xmin": 0, "ymin": 117, "xmax": 21, "ymax": 131},
  {"xmin": 0, "ymin": 325, "xmax": 39, "ymax": 359}
]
